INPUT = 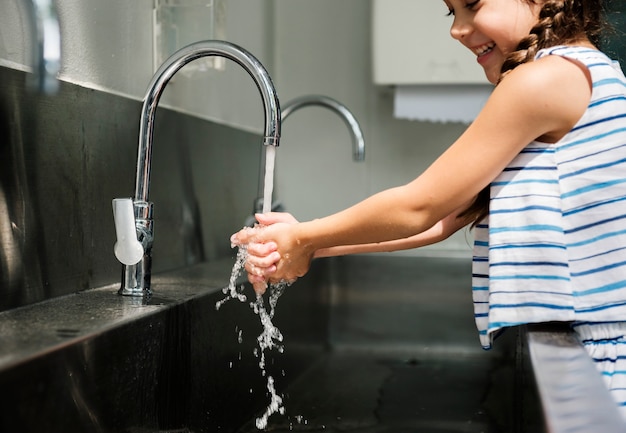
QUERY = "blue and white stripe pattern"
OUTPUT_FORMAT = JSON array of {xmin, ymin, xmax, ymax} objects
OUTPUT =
[{"xmin": 472, "ymin": 46, "xmax": 626, "ymax": 349}]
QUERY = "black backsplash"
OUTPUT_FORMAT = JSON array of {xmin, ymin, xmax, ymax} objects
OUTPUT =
[
  {"xmin": 0, "ymin": 66, "xmax": 262, "ymax": 311},
  {"xmin": 603, "ymin": 0, "xmax": 626, "ymax": 69}
]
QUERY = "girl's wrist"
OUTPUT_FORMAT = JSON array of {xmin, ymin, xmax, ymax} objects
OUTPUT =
[{"xmin": 293, "ymin": 221, "xmax": 319, "ymax": 258}]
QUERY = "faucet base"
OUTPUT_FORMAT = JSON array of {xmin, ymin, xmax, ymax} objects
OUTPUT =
[
  {"xmin": 118, "ymin": 251, "xmax": 152, "ymax": 297},
  {"xmin": 117, "ymin": 287, "xmax": 152, "ymax": 297}
]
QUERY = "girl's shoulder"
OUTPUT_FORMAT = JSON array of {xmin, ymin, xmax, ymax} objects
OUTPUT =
[
  {"xmin": 503, "ymin": 50, "xmax": 591, "ymax": 103},
  {"xmin": 491, "ymin": 48, "xmax": 592, "ymax": 142}
]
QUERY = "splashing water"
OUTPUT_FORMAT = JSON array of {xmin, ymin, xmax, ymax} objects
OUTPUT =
[
  {"xmin": 216, "ymin": 242, "xmax": 291, "ymax": 429},
  {"xmin": 251, "ymin": 287, "xmax": 286, "ymax": 372},
  {"xmin": 215, "ymin": 242, "xmax": 249, "ymax": 310},
  {"xmin": 215, "ymin": 144, "xmax": 293, "ymax": 429},
  {"xmin": 255, "ymin": 376, "xmax": 284, "ymax": 430},
  {"xmin": 250, "ymin": 283, "xmax": 288, "ymax": 430}
]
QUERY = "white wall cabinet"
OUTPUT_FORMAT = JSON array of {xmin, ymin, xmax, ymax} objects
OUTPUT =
[{"xmin": 372, "ymin": 0, "xmax": 487, "ymax": 85}]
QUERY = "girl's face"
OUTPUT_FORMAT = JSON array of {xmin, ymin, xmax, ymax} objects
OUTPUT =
[{"xmin": 443, "ymin": 0, "xmax": 543, "ymax": 84}]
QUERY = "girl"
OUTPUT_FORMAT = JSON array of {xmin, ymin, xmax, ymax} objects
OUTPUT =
[{"xmin": 233, "ymin": 0, "xmax": 626, "ymax": 419}]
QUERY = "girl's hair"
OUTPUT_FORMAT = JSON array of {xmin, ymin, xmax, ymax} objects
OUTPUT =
[{"xmin": 459, "ymin": 0, "xmax": 606, "ymax": 227}]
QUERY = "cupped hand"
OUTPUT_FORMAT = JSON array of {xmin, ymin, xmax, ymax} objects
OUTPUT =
[
  {"xmin": 246, "ymin": 222, "xmax": 314, "ymax": 285},
  {"xmin": 230, "ymin": 212, "xmax": 303, "ymax": 294}
]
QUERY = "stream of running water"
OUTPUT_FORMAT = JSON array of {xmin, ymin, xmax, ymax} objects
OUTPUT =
[{"xmin": 215, "ymin": 144, "xmax": 303, "ymax": 429}]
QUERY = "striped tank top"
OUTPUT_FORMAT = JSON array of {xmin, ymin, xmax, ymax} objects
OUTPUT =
[{"xmin": 473, "ymin": 46, "xmax": 626, "ymax": 349}]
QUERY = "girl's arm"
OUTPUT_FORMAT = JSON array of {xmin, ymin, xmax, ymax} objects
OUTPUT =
[
  {"xmin": 240, "ymin": 206, "xmax": 470, "ymax": 291},
  {"xmin": 247, "ymin": 204, "xmax": 471, "ymax": 259},
  {"xmin": 237, "ymin": 54, "xmax": 592, "ymax": 284},
  {"xmin": 313, "ymin": 202, "xmax": 472, "ymax": 257}
]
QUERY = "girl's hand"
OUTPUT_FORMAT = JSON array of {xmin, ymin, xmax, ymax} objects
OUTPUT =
[
  {"xmin": 230, "ymin": 212, "xmax": 301, "ymax": 293},
  {"xmin": 247, "ymin": 222, "xmax": 314, "ymax": 286}
]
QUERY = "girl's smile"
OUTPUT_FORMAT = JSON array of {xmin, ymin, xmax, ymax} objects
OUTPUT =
[
  {"xmin": 474, "ymin": 42, "xmax": 495, "ymax": 58},
  {"xmin": 473, "ymin": 42, "xmax": 496, "ymax": 68}
]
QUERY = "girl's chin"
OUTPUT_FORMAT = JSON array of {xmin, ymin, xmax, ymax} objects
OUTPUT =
[
  {"xmin": 482, "ymin": 63, "xmax": 502, "ymax": 84},
  {"xmin": 477, "ymin": 51, "xmax": 503, "ymax": 84},
  {"xmin": 480, "ymin": 68, "xmax": 498, "ymax": 84},
  {"xmin": 486, "ymin": 73, "xmax": 499, "ymax": 85}
]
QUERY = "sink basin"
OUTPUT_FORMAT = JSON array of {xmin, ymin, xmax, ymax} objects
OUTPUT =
[
  {"xmin": 0, "ymin": 256, "xmax": 542, "ymax": 432},
  {"xmin": 0, "ymin": 257, "xmax": 329, "ymax": 432}
]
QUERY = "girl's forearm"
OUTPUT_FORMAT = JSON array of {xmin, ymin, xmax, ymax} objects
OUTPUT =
[
  {"xmin": 312, "ymin": 202, "xmax": 472, "ymax": 258},
  {"xmin": 293, "ymin": 186, "xmax": 438, "ymax": 254}
]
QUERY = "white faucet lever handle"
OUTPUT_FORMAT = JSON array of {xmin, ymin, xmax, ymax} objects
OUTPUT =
[{"xmin": 112, "ymin": 198, "xmax": 144, "ymax": 265}]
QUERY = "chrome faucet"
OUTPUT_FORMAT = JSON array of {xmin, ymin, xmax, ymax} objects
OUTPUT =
[
  {"xmin": 248, "ymin": 95, "xmax": 365, "ymax": 219},
  {"xmin": 113, "ymin": 40, "xmax": 281, "ymax": 297},
  {"xmin": 27, "ymin": 0, "xmax": 61, "ymax": 94}
]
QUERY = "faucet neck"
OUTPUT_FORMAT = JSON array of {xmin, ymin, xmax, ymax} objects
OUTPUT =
[{"xmin": 134, "ymin": 40, "xmax": 281, "ymax": 203}]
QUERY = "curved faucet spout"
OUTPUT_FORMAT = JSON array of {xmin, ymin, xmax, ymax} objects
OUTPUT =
[
  {"xmin": 135, "ymin": 40, "xmax": 281, "ymax": 203},
  {"xmin": 115, "ymin": 40, "xmax": 281, "ymax": 296},
  {"xmin": 281, "ymin": 95, "xmax": 364, "ymax": 161}
]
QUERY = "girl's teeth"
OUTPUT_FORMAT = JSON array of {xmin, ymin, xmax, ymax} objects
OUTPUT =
[{"xmin": 476, "ymin": 44, "xmax": 494, "ymax": 56}]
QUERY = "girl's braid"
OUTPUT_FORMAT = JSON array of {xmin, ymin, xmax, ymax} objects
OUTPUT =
[{"xmin": 500, "ymin": 0, "xmax": 602, "ymax": 83}]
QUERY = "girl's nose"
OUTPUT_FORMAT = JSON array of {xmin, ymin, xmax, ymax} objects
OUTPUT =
[{"xmin": 450, "ymin": 15, "xmax": 471, "ymax": 41}]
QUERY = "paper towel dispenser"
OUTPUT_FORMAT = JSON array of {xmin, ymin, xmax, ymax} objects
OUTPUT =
[{"xmin": 372, "ymin": 0, "xmax": 488, "ymax": 85}]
